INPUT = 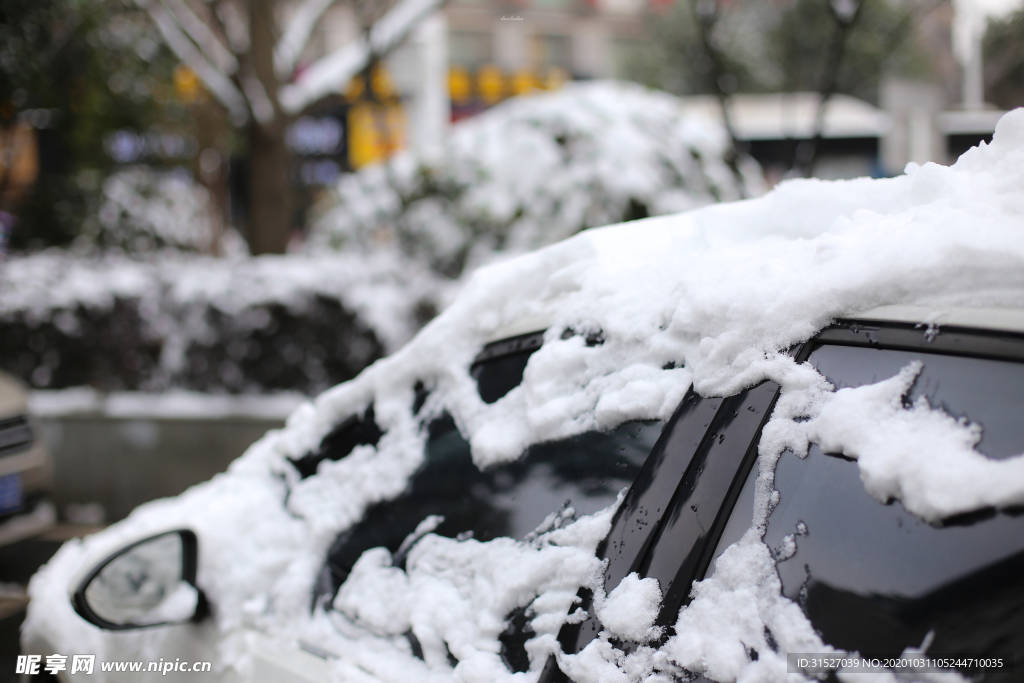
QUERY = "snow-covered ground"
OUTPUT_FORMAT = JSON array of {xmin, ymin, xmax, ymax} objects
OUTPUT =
[
  {"xmin": 307, "ymin": 80, "xmax": 763, "ymax": 276},
  {"xmin": 23, "ymin": 110, "xmax": 1024, "ymax": 683}
]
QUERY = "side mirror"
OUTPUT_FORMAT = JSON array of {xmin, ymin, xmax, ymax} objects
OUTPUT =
[{"xmin": 72, "ymin": 529, "xmax": 208, "ymax": 630}]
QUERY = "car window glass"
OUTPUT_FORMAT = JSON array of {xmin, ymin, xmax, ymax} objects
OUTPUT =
[
  {"xmin": 315, "ymin": 415, "xmax": 665, "ymax": 604},
  {"xmin": 709, "ymin": 344, "xmax": 1024, "ymax": 678},
  {"xmin": 290, "ymin": 405, "xmax": 383, "ymax": 479},
  {"xmin": 470, "ymin": 332, "xmax": 544, "ymax": 404},
  {"xmin": 472, "ymin": 351, "xmax": 535, "ymax": 404}
]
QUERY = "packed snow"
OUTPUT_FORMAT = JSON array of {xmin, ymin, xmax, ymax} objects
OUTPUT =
[
  {"xmin": 24, "ymin": 109, "xmax": 1024, "ymax": 683},
  {"xmin": 307, "ymin": 81, "xmax": 763, "ymax": 276}
]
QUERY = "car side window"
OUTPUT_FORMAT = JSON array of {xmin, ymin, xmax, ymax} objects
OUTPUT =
[
  {"xmin": 312, "ymin": 331, "xmax": 667, "ymax": 618},
  {"xmin": 470, "ymin": 331, "xmax": 545, "ymax": 404},
  {"xmin": 313, "ymin": 415, "xmax": 664, "ymax": 607},
  {"xmin": 709, "ymin": 344, "xmax": 1024, "ymax": 681},
  {"xmin": 290, "ymin": 405, "xmax": 383, "ymax": 479}
]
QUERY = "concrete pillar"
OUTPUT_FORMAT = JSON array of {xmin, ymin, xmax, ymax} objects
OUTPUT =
[
  {"xmin": 494, "ymin": 19, "xmax": 529, "ymax": 70},
  {"xmin": 880, "ymin": 77, "xmax": 946, "ymax": 173},
  {"xmin": 572, "ymin": 20, "xmax": 611, "ymax": 77},
  {"xmin": 411, "ymin": 13, "xmax": 450, "ymax": 161},
  {"xmin": 386, "ymin": 12, "xmax": 450, "ymax": 161}
]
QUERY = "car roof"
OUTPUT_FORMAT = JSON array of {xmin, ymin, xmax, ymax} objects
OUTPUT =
[
  {"xmin": 484, "ymin": 304, "xmax": 1024, "ymax": 348},
  {"xmin": 846, "ymin": 305, "xmax": 1024, "ymax": 335}
]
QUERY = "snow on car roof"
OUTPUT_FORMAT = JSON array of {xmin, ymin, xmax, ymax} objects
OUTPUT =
[{"xmin": 25, "ymin": 109, "xmax": 1024, "ymax": 683}]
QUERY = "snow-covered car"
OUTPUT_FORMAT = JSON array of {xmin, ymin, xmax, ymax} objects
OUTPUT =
[
  {"xmin": 0, "ymin": 369, "xmax": 55, "ymax": 546},
  {"xmin": 21, "ymin": 109, "xmax": 1024, "ymax": 683}
]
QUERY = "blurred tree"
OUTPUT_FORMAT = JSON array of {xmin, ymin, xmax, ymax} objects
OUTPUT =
[
  {"xmin": 628, "ymin": 0, "xmax": 929, "ymax": 100},
  {"xmin": 624, "ymin": 0, "xmax": 931, "ymax": 175},
  {"xmin": 0, "ymin": 0, "xmax": 175, "ymax": 250},
  {"xmin": 126, "ymin": 0, "xmax": 445, "ymax": 254},
  {"xmin": 773, "ymin": 0, "xmax": 933, "ymax": 104},
  {"xmin": 985, "ymin": 8, "xmax": 1024, "ymax": 109}
]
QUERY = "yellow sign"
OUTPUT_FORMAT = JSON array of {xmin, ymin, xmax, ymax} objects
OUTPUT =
[
  {"xmin": 542, "ymin": 67, "xmax": 570, "ymax": 91},
  {"xmin": 511, "ymin": 69, "xmax": 538, "ymax": 96},
  {"xmin": 477, "ymin": 65, "xmax": 505, "ymax": 104},
  {"xmin": 348, "ymin": 102, "xmax": 407, "ymax": 169},
  {"xmin": 449, "ymin": 66, "xmax": 472, "ymax": 104},
  {"xmin": 371, "ymin": 65, "xmax": 396, "ymax": 99},
  {"xmin": 449, "ymin": 66, "xmax": 570, "ymax": 105},
  {"xmin": 344, "ymin": 75, "xmax": 365, "ymax": 102},
  {"xmin": 173, "ymin": 65, "xmax": 202, "ymax": 103},
  {"xmin": 344, "ymin": 64, "xmax": 399, "ymax": 103},
  {"xmin": 0, "ymin": 122, "xmax": 38, "ymax": 203}
]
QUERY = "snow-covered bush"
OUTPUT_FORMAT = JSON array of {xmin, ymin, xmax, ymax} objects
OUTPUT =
[
  {"xmin": 78, "ymin": 166, "xmax": 227, "ymax": 254},
  {"xmin": 0, "ymin": 249, "xmax": 448, "ymax": 394},
  {"xmin": 307, "ymin": 81, "xmax": 763, "ymax": 276}
]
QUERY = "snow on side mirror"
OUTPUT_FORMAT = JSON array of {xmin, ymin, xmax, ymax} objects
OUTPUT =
[{"xmin": 72, "ymin": 529, "xmax": 207, "ymax": 630}]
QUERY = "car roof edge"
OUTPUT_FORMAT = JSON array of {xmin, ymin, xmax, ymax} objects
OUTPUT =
[{"xmin": 846, "ymin": 305, "xmax": 1024, "ymax": 335}]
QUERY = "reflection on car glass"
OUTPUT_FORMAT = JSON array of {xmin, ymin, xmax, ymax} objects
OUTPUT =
[
  {"xmin": 711, "ymin": 344, "xmax": 1024, "ymax": 681},
  {"xmin": 313, "ymin": 416, "xmax": 664, "ymax": 606},
  {"xmin": 811, "ymin": 344, "xmax": 1024, "ymax": 459}
]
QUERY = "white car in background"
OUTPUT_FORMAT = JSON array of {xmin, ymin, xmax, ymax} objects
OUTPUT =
[
  {"xmin": 20, "ymin": 110, "xmax": 1024, "ymax": 683},
  {"xmin": 0, "ymin": 370, "xmax": 55, "ymax": 547}
]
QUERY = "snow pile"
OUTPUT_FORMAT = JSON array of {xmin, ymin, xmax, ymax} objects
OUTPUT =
[
  {"xmin": 594, "ymin": 573, "xmax": 663, "ymax": 644},
  {"xmin": 24, "ymin": 110, "xmax": 1024, "ymax": 683},
  {"xmin": 308, "ymin": 80, "xmax": 763, "ymax": 276},
  {"xmin": 0, "ymin": 249, "xmax": 448, "ymax": 393},
  {"xmin": 324, "ymin": 510, "xmax": 614, "ymax": 678}
]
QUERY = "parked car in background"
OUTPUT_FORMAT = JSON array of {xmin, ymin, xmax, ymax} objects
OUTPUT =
[
  {"xmin": 0, "ymin": 370, "xmax": 55, "ymax": 547},
  {"xmin": 20, "ymin": 109, "xmax": 1024, "ymax": 683}
]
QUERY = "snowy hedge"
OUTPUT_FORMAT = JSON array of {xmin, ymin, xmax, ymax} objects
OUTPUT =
[
  {"xmin": 81, "ymin": 166, "xmax": 223, "ymax": 253},
  {"xmin": 0, "ymin": 250, "xmax": 447, "ymax": 394},
  {"xmin": 307, "ymin": 81, "xmax": 763, "ymax": 276}
]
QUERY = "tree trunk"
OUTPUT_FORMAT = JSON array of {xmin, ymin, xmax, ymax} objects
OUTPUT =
[
  {"xmin": 245, "ymin": 0, "xmax": 290, "ymax": 255},
  {"xmin": 246, "ymin": 120, "xmax": 291, "ymax": 255}
]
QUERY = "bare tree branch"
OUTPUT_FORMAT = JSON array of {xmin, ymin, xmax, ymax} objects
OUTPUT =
[
  {"xmin": 690, "ymin": 0, "xmax": 748, "ymax": 199},
  {"xmin": 278, "ymin": 0, "xmax": 447, "ymax": 114},
  {"xmin": 161, "ymin": 0, "xmax": 239, "ymax": 71},
  {"xmin": 275, "ymin": 0, "xmax": 339, "ymax": 81},
  {"xmin": 242, "ymin": 69, "xmax": 277, "ymax": 124},
  {"xmin": 214, "ymin": 0, "xmax": 251, "ymax": 55},
  {"xmin": 792, "ymin": 0, "xmax": 864, "ymax": 177},
  {"xmin": 142, "ymin": 0, "xmax": 251, "ymax": 122}
]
